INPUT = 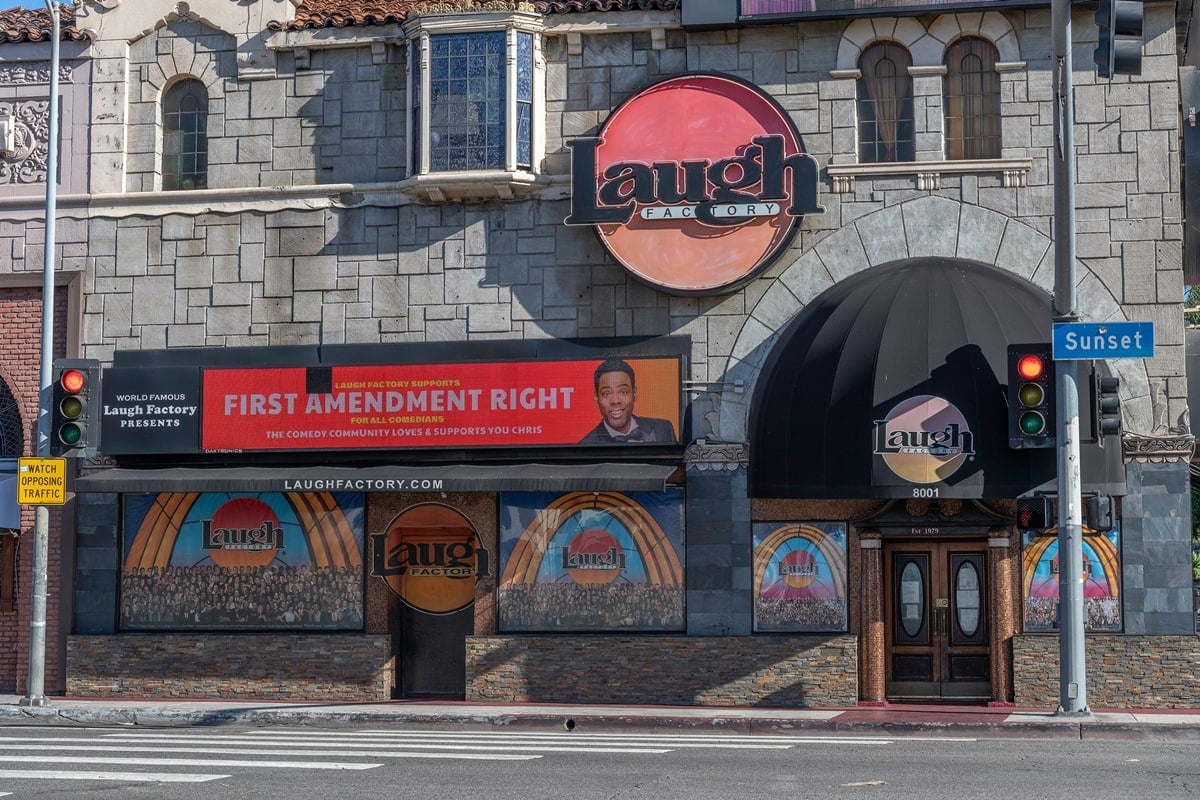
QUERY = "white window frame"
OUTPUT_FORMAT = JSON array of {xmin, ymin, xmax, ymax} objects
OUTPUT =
[{"xmin": 401, "ymin": 12, "xmax": 545, "ymax": 202}]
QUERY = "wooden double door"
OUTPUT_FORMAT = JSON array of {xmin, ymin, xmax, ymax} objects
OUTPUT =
[{"xmin": 885, "ymin": 541, "xmax": 990, "ymax": 702}]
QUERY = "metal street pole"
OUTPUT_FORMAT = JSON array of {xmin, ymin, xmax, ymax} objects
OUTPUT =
[
  {"xmin": 1050, "ymin": 0, "xmax": 1089, "ymax": 716},
  {"xmin": 21, "ymin": 0, "xmax": 60, "ymax": 708}
]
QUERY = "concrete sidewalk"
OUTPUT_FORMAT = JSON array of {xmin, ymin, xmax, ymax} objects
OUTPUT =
[{"xmin": 2, "ymin": 695, "xmax": 1200, "ymax": 740}]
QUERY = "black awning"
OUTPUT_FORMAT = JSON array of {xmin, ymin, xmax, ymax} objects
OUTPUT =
[
  {"xmin": 74, "ymin": 462, "xmax": 680, "ymax": 494},
  {"xmin": 749, "ymin": 257, "xmax": 1126, "ymax": 499}
]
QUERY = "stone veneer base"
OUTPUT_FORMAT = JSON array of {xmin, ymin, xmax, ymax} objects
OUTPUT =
[
  {"xmin": 66, "ymin": 634, "xmax": 393, "ymax": 701},
  {"xmin": 466, "ymin": 634, "xmax": 859, "ymax": 707}
]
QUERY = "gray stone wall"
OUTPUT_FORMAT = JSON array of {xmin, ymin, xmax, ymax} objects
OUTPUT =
[
  {"xmin": 73, "ymin": 491, "xmax": 119, "ymax": 636},
  {"xmin": 68, "ymin": 5, "xmax": 1189, "ymax": 430},
  {"xmin": 1120, "ymin": 460, "xmax": 1194, "ymax": 635},
  {"xmin": 685, "ymin": 446, "xmax": 752, "ymax": 636}
]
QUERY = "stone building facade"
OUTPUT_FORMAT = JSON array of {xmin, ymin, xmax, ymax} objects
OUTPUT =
[{"xmin": 0, "ymin": 0, "xmax": 1196, "ymax": 706}]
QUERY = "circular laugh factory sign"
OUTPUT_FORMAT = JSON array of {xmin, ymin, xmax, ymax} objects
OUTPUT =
[{"xmin": 565, "ymin": 73, "xmax": 823, "ymax": 295}]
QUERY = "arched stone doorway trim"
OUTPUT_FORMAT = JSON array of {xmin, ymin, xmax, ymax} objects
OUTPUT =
[{"xmin": 721, "ymin": 195, "xmax": 1148, "ymax": 443}]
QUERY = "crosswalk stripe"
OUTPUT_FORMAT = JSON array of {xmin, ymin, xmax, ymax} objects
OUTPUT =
[
  {"xmin": 276, "ymin": 730, "xmax": 971, "ymax": 745},
  {"xmin": 237, "ymin": 729, "xmax": 898, "ymax": 744},
  {"xmin": 92, "ymin": 732, "xmax": 792, "ymax": 749},
  {"xmin": 0, "ymin": 743, "xmax": 540, "ymax": 761},
  {"xmin": 0, "ymin": 770, "xmax": 227, "ymax": 783},
  {"xmin": 0, "ymin": 755, "xmax": 379, "ymax": 771},
  {"xmin": 20, "ymin": 738, "xmax": 667, "ymax": 755}
]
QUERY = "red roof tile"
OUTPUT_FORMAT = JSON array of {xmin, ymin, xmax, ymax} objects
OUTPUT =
[
  {"xmin": 0, "ymin": 4, "xmax": 88, "ymax": 44},
  {"xmin": 0, "ymin": 0, "xmax": 675, "ymax": 40},
  {"xmin": 270, "ymin": 0, "xmax": 676, "ymax": 30}
]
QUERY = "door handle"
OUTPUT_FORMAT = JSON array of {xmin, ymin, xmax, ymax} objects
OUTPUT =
[{"xmin": 933, "ymin": 607, "xmax": 948, "ymax": 638}]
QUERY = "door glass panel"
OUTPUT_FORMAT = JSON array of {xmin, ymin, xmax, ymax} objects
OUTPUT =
[
  {"xmin": 955, "ymin": 560, "xmax": 981, "ymax": 636},
  {"xmin": 900, "ymin": 561, "xmax": 924, "ymax": 637}
]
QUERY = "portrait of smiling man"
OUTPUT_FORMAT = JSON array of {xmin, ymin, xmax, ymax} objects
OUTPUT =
[{"xmin": 579, "ymin": 358, "xmax": 678, "ymax": 444}]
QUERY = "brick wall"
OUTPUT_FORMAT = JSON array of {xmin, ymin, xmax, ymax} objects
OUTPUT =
[
  {"xmin": 466, "ymin": 635, "xmax": 858, "ymax": 707},
  {"xmin": 67, "ymin": 634, "xmax": 393, "ymax": 701},
  {"xmin": 1014, "ymin": 635, "xmax": 1200, "ymax": 708},
  {"xmin": 0, "ymin": 286, "xmax": 70, "ymax": 695}
]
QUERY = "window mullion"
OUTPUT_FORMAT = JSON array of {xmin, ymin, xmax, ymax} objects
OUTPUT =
[
  {"xmin": 419, "ymin": 32, "xmax": 431, "ymax": 176},
  {"xmin": 505, "ymin": 27, "xmax": 517, "ymax": 173}
]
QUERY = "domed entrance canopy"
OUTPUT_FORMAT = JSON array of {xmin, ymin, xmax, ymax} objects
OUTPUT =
[{"xmin": 750, "ymin": 257, "xmax": 1061, "ymax": 499}]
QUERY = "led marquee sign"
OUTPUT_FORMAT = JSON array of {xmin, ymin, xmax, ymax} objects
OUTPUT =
[{"xmin": 100, "ymin": 356, "xmax": 684, "ymax": 456}]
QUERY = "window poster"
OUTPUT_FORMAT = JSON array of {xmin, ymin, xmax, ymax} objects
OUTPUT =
[
  {"xmin": 120, "ymin": 492, "xmax": 365, "ymax": 631},
  {"xmin": 1021, "ymin": 529, "xmax": 1121, "ymax": 633},
  {"xmin": 752, "ymin": 522, "xmax": 849, "ymax": 633},
  {"xmin": 498, "ymin": 490, "xmax": 684, "ymax": 631}
]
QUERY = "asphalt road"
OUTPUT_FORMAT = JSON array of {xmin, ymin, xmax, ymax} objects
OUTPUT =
[{"xmin": 0, "ymin": 724, "xmax": 1196, "ymax": 799}]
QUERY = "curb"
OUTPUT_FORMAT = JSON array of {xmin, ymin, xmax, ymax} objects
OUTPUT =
[{"xmin": 2, "ymin": 703, "xmax": 1199, "ymax": 740}]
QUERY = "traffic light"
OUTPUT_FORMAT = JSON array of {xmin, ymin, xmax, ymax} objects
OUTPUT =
[
  {"xmin": 1007, "ymin": 344, "xmax": 1055, "ymax": 449},
  {"xmin": 1093, "ymin": 372, "xmax": 1122, "ymax": 438},
  {"xmin": 1016, "ymin": 495, "xmax": 1053, "ymax": 530},
  {"xmin": 1094, "ymin": 0, "xmax": 1143, "ymax": 78},
  {"xmin": 49, "ymin": 358, "xmax": 100, "ymax": 457},
  {"xmin": 1086, "ymin": 494, "xmax": 1115, "ymax": 533}
]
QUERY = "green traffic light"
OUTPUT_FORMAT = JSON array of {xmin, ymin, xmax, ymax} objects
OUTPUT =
[
  {"xmin": 1019, "ymin": 410, "xmax": 1046, "ymax": 436},
  {"xmin": 58, "ymin": 422, "xmax": 82, "ymax": 446}
]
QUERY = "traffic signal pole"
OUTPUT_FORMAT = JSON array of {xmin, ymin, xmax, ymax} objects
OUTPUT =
[
  {"xmin": 1051, "ymin": 0, "xmax": 1089, "ymax": 716},
  {"xmin": 21, "ymin": 0, "xmax": 61, "ymax": 708}
]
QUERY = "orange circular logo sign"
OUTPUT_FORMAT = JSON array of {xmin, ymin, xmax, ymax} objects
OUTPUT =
[
  {"xmin": 369, "ymin": 504, "xmax": 488, "ymax": 615},
  {"xmin": 873, "ymin": 395, "xmax": 976, "ymax": 485},
  {"xmin": 565, "ymin": 73, "xmax": 822, "ymax": 295}
]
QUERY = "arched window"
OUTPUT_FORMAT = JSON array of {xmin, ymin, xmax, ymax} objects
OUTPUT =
[
  {"xmin": 857, "ymin": 43, "xmax": 915, "ymax": 164},
  {"xmin": 944, "ymin": 37, "xmax": 1001, "ymax": 160},
  {"xmin": 162, "ymin": 79, "xmax": 209, "ymax": 190}
]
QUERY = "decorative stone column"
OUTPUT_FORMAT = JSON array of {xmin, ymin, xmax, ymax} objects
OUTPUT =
[
  {"xmin": 859, "ymin": 534, "xmax": 885, "ymax": 704},
  {"xmin": 683, "ymin": 440, "xmax": 750, "ymax": 636},
  {"xmin": 1122, "ymin": 431, "xmax": 1196, "ymax": 634},
  {"xmin": 987, "ymin": 530, "xmax": 1015, "ymax": 704}
]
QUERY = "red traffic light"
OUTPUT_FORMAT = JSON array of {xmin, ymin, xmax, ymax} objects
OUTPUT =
[
  {"xmin": 1016, "ymin": 496, "xmax": 1053, "ymax": 529},
  {"xmin": 59, "ymin": 368, "xmax": 86, "ymax": 394},
  {"xmin": 1016, "ymin": 354, "xmax": 1045, "ymax": 382}
]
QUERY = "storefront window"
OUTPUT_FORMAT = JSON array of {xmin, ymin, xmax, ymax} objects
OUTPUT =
[
  {"xmin": 498, "ymin": 490, "xmax": 684, "ymax": 632},
  {"xmin": 752, "ymin": 522, "xmax": 849, "ymax": 633},
  {"xmin": 119, "ymin": 492, "xmax": 365, "ymax": 630}
]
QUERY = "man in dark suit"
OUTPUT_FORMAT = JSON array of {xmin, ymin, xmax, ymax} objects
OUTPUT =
[{"xmin": 579, "ymin": 358, "xmax": 677, "ymax": 444}]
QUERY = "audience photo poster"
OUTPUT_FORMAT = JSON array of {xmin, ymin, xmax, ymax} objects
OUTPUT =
[
  {"xmin": 120, "ymin": 491, "xmax": 365, "ymax": 631},
  {"xmin": 1022, "ymin": 529, "xmax": 1121, "ymax": 633},
  {"xmin": 498, "ymin": 490, "xmax": 684, "ymax": 631},
  {"xmin": 752, "ymin": 522, "xmax": 849, "ymax": 633}
]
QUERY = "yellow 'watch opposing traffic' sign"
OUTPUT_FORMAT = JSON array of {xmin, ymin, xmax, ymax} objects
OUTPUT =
[{"xmin": 16, "ymin": 457, "xmax": 67, "ymax": 506}]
